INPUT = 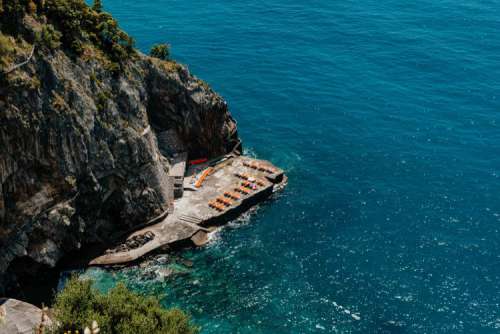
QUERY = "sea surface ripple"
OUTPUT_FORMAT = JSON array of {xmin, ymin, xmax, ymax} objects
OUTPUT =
[{"xmin": 78, "ymin": 1, "xmax": 500, "ymax": 333}]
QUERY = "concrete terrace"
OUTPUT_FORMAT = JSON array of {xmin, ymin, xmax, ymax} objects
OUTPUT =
[{"xmin": 89, "ymin": 155, "xmax": 285, "ymax": 266}]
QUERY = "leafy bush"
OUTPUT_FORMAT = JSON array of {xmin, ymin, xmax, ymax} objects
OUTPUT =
[
  {"xmin": 42, "ymin": 0, "xmax": 134, "ymax": 61},
  {"xmin": 0, "ymin": 0, "xmax": 29, "ymax": 30},
  {"xmin": 150, "ymin": 43, "xmax": 170, "ymax": 60},
  {"xmin": 96, "ymin": 90, "xmax": 111, "ymax": 112},
  {"xmin": 49, "ymin": 277, "xmax": 199, "ymax": 334},
  {"xmin": 0, "ymin": 0, "xmax": 136, "ymax": 69},
  {"xmin": 95, "ymin": 12, "xmax": 135, "ymax": 60},
  {"xmin": 36, "ymin": 24, "xmax": 62, "ymax": 50},
  {"xmin": 46, "ymin": 0, "xmax": 135, "ymax": 62},
  {"xmin": 0, "ymin": 33, "xmax": 14, "ymax": 55},
  {"xmin": 0, "ymin": 32, "xmax": 15, "ymax": 69},
  {"xmin": 44, "ymin": 0, "xmax": 93, "ymax": 54}
]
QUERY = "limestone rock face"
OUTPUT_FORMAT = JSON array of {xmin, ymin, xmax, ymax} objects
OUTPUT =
[
  {"xmin": 0, "ymin": 298, "xmax": 52, "ymax": 334},
  {"xmin": 0, "ymin": 36, "xmax": 240, "ymax": 295}
]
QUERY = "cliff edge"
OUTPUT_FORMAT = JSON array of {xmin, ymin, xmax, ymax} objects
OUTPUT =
[{"xmin": 0, "ymin": 0, "xmax": 240, "ymax": 297}]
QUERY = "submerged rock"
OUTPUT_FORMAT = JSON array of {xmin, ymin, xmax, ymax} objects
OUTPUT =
[
  {"xmin": 190, "ymin": 230, "xmax": 209, "ymax": 247},
  {"xmin": 157, "ymin": 268, "xmax": 175, "ymax": 281},
  {"xmin": 179, "ymin": 258, "xmax": 194, "ymax": 268}
]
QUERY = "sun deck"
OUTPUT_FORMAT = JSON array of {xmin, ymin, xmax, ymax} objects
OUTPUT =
[{"xmin": 89, "ymin": 155, "xmax": 285, "ymax": 266}]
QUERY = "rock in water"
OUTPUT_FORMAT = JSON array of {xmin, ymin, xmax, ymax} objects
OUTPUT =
[{"xmin": 191, "ymin": 230, "xmax": 209, "ymax": 247}]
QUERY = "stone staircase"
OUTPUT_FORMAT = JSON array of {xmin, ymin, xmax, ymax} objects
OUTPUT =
[{"xmin": 177, "ymin": 214, "xmax": 203, "ymax": 225}]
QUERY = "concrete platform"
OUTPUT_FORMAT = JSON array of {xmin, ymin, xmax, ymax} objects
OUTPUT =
[
  {"xmin": 89, "ymin": 155, "xmax": 285, "ymax": 266},
  {"xmin": 178, "ymin": 156, "xmax": 283, "ymax": 224}
]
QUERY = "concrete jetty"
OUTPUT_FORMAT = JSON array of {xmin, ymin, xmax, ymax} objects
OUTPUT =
[{"xmin": 89, "ymin": 155, "xmax": 285, "ymax": 266}]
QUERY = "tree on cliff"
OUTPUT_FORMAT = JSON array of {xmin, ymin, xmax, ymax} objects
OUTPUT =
[
  {"xmin": 150, "ymin": 43, "xmax": 170, "ymax": 60},
  {"xmin": 48, "ymin": 277, "xmax": 199, "ymax": 334},
  {"xmin": 0, "ymin": 0, "xmax": 134, "ymax": 65}
]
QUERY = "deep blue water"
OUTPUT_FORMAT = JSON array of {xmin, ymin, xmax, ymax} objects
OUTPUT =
[{"xmin": 80, "ymin": 1, "xmax": 500, "ymax": 332}]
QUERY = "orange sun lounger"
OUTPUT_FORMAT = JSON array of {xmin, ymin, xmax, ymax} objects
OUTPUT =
[
  {"xmin": 209, "ymin": 201, "xmax": 225, "ymax": 211},
  {"xmin": 243, "ymin": 161, "xmax": 276, "ymax": 174},
  {"xmin": 235, "ymin": 187, "xmax": 251, "ymax": 194},
  {"xmin": 255, "ymin": 179, "xmax": 267, "ymax": 187},
  {"xmin": 235, "ymin": 172, "xmax": 248, "ymax": 180},
  {"xmin": 224, "ymin": 191, "xmax": 241, "ymax": 200},
  {"xmin": 195, "ymin": 167, "xmax": 214, "ymax": 188},
  {"xmin": 216, "ymin": 196, "xmax": 233, "ymax": 206},
  {"xmin": 242, "ymin": 181, "xmax": 258, "ymax": 190},
  {"xmin": 243, "ymin": 161, "xmax": 258, "ymax": 169},
  {"xmin": 258, "ymin": 165, "xmax": 275, "ymax": 174}
]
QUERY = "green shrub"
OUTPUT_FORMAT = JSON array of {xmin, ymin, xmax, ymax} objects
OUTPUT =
[
  {"xmin": 49, "ymin": 277, "xmax": 199, "ymax": 334},
  {"xmin": 44, "ymin": 0, "xmax": 92, "ymax": 55},
  {"xmin": 150, "ymin": 43, "xmax": 170, "ymax": 60},
  {"xmin": 0, "ymin": 32, "xmax": 15, "ymax": 69},
  {"xmin": 103, "ymin": 60, "xmax": 120, "ymax": 76},
  {"xmin": 89, "ymin": 71, "xmax": 97, "ymax": 84},
  {"xmin": 0, "ymin": 0, "xmax": 29, "ymax": 30},
  {"xmin": 43, "ymin": 0, "xmax": 134, "ymax": 61},
  {"xmin": 0, "ymin": 0, "xmax": 136, "ymax": 68},
  {"xmin": 0, "ymin": 33, "xmax": 14, "ymax": 55},
  {"xmin": 96, "ymin": 90, "xmax": 111, "ymax": 112},
  {"xmin": 36, "ymin": 24, "xmax": 62, "ymax": 50}
]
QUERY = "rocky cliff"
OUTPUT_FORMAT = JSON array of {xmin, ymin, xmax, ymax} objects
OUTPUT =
[{"xmin": 0, "ymin": 0, "xmax": 240, "ymax": 298}]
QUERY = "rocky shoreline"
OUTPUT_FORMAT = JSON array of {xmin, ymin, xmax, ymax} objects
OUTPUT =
[
  {"xmin": 0, "ymin": 5, "xmax": 288, "ymax": 334},
  {"xmin": 0, "ymin": 1, "xmax": 287, "ymax": 317},
  {"xmin": 0, "ymin": 29, "xmax": 240, "ymax": 300},
  {"xmin": 0, "ymin": 153, "xmax": 286, "ymax": 332}
]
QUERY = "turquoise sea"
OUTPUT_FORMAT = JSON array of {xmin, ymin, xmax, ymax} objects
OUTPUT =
[{"xmin": 77, "ymin": 0, "xmax": 500, "ymax": 333}]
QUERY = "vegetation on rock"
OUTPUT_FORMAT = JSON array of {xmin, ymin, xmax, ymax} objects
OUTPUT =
[
  {"xmin": 0, "ymin": 0, "xmax": 239, "ymax": 304},
  {"xmin": 35, "ymin": 24, "xmax": 62, "ymax": 50},
  {"xmin": 150, "ymin": 43, "xmax": 170, "ymax": 60},
  {"xmin": 48, "ymin": 277, "xmax": 199, "ymax": 334},
  {"xmin": 0, "ymin": 0, "xmax": 135, "ymax": 68},
  {"xmin": 0, "ymin": 32, "xmax": 15, "ymax": 70}
]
